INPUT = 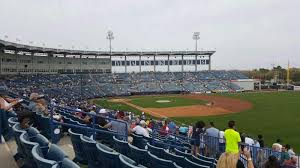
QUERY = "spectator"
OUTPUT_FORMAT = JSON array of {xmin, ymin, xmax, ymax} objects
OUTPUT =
[
  {"xmin": 32, "ymin": 98, "xmax": 49, "ymax": 116},
  {"xmin": 216, "ymin": 148, "xmax": 254, "ymax": 168},
  {"xmin": 190, "ymin": 121, "xmax": 206, "ymax": 156},
  {"xmin": 0, "ymin": 88, "xmax": 21, "ymax": 112},
  {"xmin": 283, "ymin": 156, "xmax": 297, "ymax": 168},
  {"xmin": 28, "ymin": 93, "xmax": 43, "ymax": 111},
  {"xmin": 132, "ymin": 120, "xmax": 149, "ymax": 137},
  {"xmin": 258, "ymin": 134, "xmax": 264, "ymax": 148},
  {"xmin": 167, "ymin": 119, "xmax": 177, "ymax": 134},
  {"xmin": 179, "ymin": 124, "xmax": 188, "ymax": 136},
  {"xmin": 281, "ymin": 144, "xmax": 291, "ymax": 163},
  {"xmin": 245, "ymin": 135, "xmax": 255, "ymax": 146},
  {"xmin": 206, "ymin": 122, "xmax": 219, "ymax": 138},
  {"xmin": 104, "ymin": 111, "xmax": 129, "ymax": 140},
  {"xmin": 264, "ymin": 155, "xmax": 280, "ymax": 168},
  {"xmin": 159, "ymin": 120, "xmax": 169, "ymax": 136},
  {"xmin": 224, "ymin": 120, "xmax": 241, "ymax": 154},
  {"xmin": 206, "ymin": 122, "xmax": 220, "ymax": 157},
  {"xmin": 272, "ymin": 139, "xmax": 283, "ymax": 152},
  {"xmin": 287, "ymin": 145, "xmax": 295, "ymax": 157}
]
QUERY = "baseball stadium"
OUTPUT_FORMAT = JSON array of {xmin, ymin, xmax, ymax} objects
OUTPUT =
[
  {"xmin": 1, "ymin": 37, "xmax": 299, "ymax": 168},
  {"xmin": 1, "ymin": 1, "xmax": 300, "ymax": 168}
]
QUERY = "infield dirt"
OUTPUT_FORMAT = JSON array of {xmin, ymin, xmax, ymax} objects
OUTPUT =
[{"xmin": 110, "ymin": 94, "xmax": 252, "ymax": 118}]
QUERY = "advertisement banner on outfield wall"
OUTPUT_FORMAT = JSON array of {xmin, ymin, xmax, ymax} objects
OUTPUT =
[{"xmin": 294, "ymin": 86, "xmax": 300, "ymax": 91}]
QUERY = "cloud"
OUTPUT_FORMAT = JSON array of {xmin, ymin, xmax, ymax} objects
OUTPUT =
[{"xmin": 0, "ymin": 0, "xmax": 299, "ymax": 69}]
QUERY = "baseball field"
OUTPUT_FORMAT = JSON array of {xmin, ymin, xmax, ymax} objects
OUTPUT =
[{"xmin": 93, "ymin": 91, "xmax": 300, "ymax": 151}]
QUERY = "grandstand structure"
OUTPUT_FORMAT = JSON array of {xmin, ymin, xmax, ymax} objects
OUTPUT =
[{"xmin": 0, "ymin": 39, "xmax": 214, "ymax": 74}]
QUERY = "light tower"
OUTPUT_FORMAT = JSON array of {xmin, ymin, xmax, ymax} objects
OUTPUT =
[
  {"xmin": 106, "ymin": 31, "xmax": 114, "ymax": 55},
  {"xmin": 192, "ymin": 32, "xmax": 200, "ymax": 51}
]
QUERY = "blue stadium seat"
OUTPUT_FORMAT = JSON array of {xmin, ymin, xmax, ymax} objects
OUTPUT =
[
  {"xmin": 68, "ymin": 128, "xmax": 87, "ymax": 164},
  {"xmin": 191, "ymin": 155, "xmax": 214, "ymax": 167},
  {"xmin": 113, "ymin": 136, "xmax": 130, "ymax": 156},
  {"xmin": 12, "ymin": 123, "xmax": 27, "ymax": 157},
  {"xmin": 96, "ymin": 143, "xmax": 120, "ymax": 168},
  {"xmin": 32, "ymin": 134, "xmax": 50, "ymax": 156},
  {"xmin": 20, "ymin": 132, "xmax": 39, "ymax": 167},
  {"xmin": 61, "ymin": 158, "xmax": 80, "ymax": 168},
  {"xmin": 80, "ymin": 135, "xmax": 101, "ymax": 168},
  {"xmin": 94, "ymin": 125, "xmax": 116, "ymax": 146},
  {"xmin": 128, "ymin": 143, "xmax": 149, "ymax": 167},
  {"xmin": 32, "ymin": 145, "xmax": 57, "ymax": 168},
  {"xmin": 46, "ymin": 144, "xmax": 68, "ymax": 162},
  {"xmin": 119, "ymin": 154, "xmax": 147, "ymax": 168},
  {"xmin": 174, "ymin": 148, "xmax": 192, "ymax": 159},
  {"xmin": 197, "ymin": 154, "xmax": 216, "ymax": 164},
  {"xmin": 148, "ymin": 151, "xmax": 179, "ymax": 168},
  {"xmin": 147, "ymin": 142, "xmax": 165, "ymax": 159},
  {"xmin": 164, "ymin": 149, "xmax": 185, "ymax": 167},
  {"xmin": 184, "ymin": 158, "xmax": 209, "ymax": 168},
  {"xmin": 131, "ymin": 133, "xmax": 146, "ymax": 149},
  {"xmin": 27, "ymin": 127, "xmax": 40, "ymax": 137},
  {"xmin": 8, "ymin": 117, "xmax": 19, "ymax": 128}
]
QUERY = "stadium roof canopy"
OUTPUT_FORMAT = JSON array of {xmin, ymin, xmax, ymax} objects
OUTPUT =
[{"xmin": 0, "ymin": 39, "xmax": 215, "ymax": 56}]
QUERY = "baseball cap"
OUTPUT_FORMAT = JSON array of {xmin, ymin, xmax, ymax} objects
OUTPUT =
[{"xmin": 29, "ymin": 93, "xmax": 44, "ymax": 100}]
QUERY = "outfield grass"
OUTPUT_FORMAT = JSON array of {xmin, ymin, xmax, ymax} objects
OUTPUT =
[
  {"xmin": 130, "ymin": 96, "xmax": 207, "ymax": 108},
  {"xmin": 93, "ymin": 92, "xmax": 300, "ymax": 151}
]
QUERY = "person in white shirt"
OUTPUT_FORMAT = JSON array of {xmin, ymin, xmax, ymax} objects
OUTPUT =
[
  {"xmin": 132, "ymin": 120, "xmax": 149, "ymax": 137},
  {"xmin": 245, "ymin": 136, "xmax": 255, "ymax": 146}
]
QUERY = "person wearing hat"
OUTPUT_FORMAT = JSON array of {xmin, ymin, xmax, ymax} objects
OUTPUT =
[
  {"xmin": 132, "ymin": 120, "xmax": 150, "ymax": 137},
  {"xmin": 104, "ymin": 111, "xmax": 129, "ymax": 140},
  {"xmin": 27, "ymin": 93, "xmax": 44, "ymax": 111}
]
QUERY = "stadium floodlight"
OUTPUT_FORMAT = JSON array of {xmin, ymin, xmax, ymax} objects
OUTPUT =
[
  {"xmin": 192, "ymin": 32, "xmax": 200, "ymax": 51},
  {"xmin": 106, "ymin": 31, "xmax": 114, "ymax": 55}
]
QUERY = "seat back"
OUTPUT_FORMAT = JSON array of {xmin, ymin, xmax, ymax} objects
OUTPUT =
[
  {"xmin": 132, "ymin": 133, "xmax": 146, "ymax": 149},
  {"xmin": 68, "ymin": 128, "xmax": 87, "ymax": 163},
  {"xmin": 113, "ymin": 136, "xmax": 130, "ymax": 156},
  {"xmin": 147, "ymin": 142, "xmax": 165, "ymax": 158},
  {"xmin": 197, "ymin": 154, "xmax": 216, "ymax": 163},
  {"xmin": 95, "ymin": 126, "xmax": 116, "ymax": 146},
  {"xmin": 61, "ymin": 158, "xmax": 80, "ymax": 168},
  {"xmin": 12, "ymin": 123, "xmax": 26, "ymax": 156},
  {"xmin": 20, "ymin": 132, "xmax": 39, "ymax": 165},
  {"xmin": 33, "ymin": 134, "xmax": 50, "ymax": 156},
  {"xmin": 174, "ymin": 148, "xmax": 192, "ymax": 159},
  {"xmin": 46, "ymin": 144, "xmax": 68, "ymax": 162},
  {"xmin": 32, "ymin": 145, "xmax": 57, "ymax": 168},
  {"xmin": 148, "ymin": 151, "xmax": 175, "ymax": 168},
  {"xmin": 191, "ymin": 155, "xmax": 213, "ymax": 167},
  {"xmin": 119, "ymin": 154, "xmax": 140, "ymax": 168},
  {"xmin": 128, "ymin": 143, "xmax": 149, "ymax": 167},
  {"xmin": 164, "ymin": 149, "xmax": 185, "ymax": 167},
  {"xmin": 80, "ymin": 135, "xmax": 100, "ymax": 168},
  {"xmin": 184, "ymin": 158, "xmax": 209, "ymax": 168},
  {"xmin": 96, "ymin": 143, "xmax": 120, "ymax": 168},
  {"xmin": 27, "ymin": 127, "xmax": 40, "ymax": 137},
  {"xmin": 8, "ymin": 117, "xmax": 19, "ymax": 128}
]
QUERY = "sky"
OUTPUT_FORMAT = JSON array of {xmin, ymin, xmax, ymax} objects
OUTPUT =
[{"xmin": 0, "ymin": 0, "xmax": 299, "ymax": 70}]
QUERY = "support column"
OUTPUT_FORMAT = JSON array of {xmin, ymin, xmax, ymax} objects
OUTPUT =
[
  {"xmin": 15, "ymin": 50, "xmax": 19, "ymax": 74},
  {"xmin": 195, "ymin": 55, "xmax": 197, "ymax": 72},
  {"xmin": 125, "ymin": 55, "xmax": 127, "ymax": 73},
  {"xmin": 167, "ymin": 55, "xmax": 170, "ymax": 72},
  {"xmin": 139, "ymin": 55, "xmax": 142, "ymax": 73},
  {"xmin": 181, "ymin": 55, "xmax": 184, "ymax": 72},
  {"xmin": 209, "ymin": 55, "xmax": 211, "ymax": 71},
  {"xmin": 80, "ymin": 55, "xmax": 82, "ymax": 73},
  {"xmin": 154, "ymin": 55, "xmax": 156, "ymax": 72}
]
